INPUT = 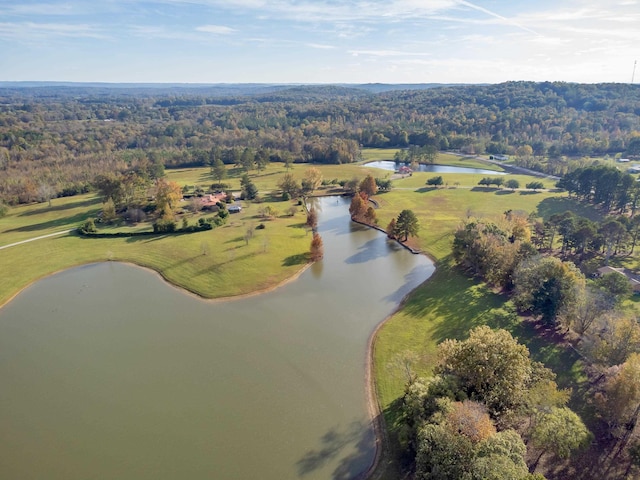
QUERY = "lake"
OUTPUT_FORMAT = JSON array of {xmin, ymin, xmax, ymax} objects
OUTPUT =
[
  {"xmin": 365, "ymin": 160, "xmax": 507, "ymax": 175},
  {"xmin": 0, "ymin": 196, "xmax": 434, "ymax": 480}
]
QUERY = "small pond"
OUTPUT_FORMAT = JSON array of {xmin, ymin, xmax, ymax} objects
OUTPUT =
[
  {"xmin": 365, "ymin": 160, "xmax": 506, "ymax": 175},
  {"xmin": 0, "ymin": 196, "xmax": 434, "ymax": 480}
]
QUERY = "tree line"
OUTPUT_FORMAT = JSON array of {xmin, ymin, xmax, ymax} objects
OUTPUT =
[{"xmin": 2, "ymin": 81, "xmax": 640, "ymax": 205}]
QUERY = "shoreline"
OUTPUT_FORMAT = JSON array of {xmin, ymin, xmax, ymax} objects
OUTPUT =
[
  {"xmin": 0, "ymin": 258, "xmax": 313, "ymax": 311},
  {"xmin": 359, "ymin": 233, "xmax": 436, "ymax": 480}
]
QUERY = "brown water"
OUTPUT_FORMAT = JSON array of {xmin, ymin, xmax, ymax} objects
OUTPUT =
[{"xmin": 0, "ymin": 196, "xmax": 434, "ymax": 479}]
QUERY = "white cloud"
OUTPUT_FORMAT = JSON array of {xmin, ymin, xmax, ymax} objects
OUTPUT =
[
  {"xmin": 349, "ymin": 49, "xmax": 431, "ymax": 57},
  {"xmin": 195, "ymin": 24, "xmax": 236, "ymax": 35},
  {"xmin": 306, "ymin": 43, "xmax": 336, "ymax": 50},
  {"xmin": 0, "ymin": 21, "xmax": 107, "ymax": 41}
]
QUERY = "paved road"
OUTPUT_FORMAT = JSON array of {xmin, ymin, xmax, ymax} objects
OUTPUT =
[
  {"xmin": 450, "ymin": 152, "xmax": 561, "ymax": 181},
  {"xmin": 0, "ymin": 229, "xmax": 73, "ymax": 251}
]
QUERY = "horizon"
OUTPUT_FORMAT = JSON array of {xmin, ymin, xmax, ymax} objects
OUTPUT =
[{"xmin": 0, "ymin": 1, "xmax": 639, "ymax": 84}]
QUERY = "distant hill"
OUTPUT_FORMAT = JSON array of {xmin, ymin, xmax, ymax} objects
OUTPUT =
[{"xmin": 0, "ymin": 82, "xmax": 461, "ymax": 99}]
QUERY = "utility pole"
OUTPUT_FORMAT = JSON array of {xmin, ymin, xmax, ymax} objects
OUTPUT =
[{"xmin": 633, "ymin": 60, "xmax": 637, "ymax": 84}]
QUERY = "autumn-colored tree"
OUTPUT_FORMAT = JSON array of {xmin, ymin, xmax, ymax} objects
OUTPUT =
[
  {"xmin": 310, "ymin": 232, "xmax": 324, "ymax": 261},
  {"xmin": 301, "ymin": 167, "xmax": 323, "ymax": 193},
  {"xmin": 386, "ymin": 218, "xmax": 397, "ymax": 239},
  {"xmin": 445, "ymin": 401, "xmax": 496, "ymax": 443},
  {"xmin": 306, "ymin": 207, "xmax": 318, "ymax": 230},
  {"xmin": 155, "ymin": 179, "xmax": 182, "ymax": 214},
  {"xmin": 364, "ymin": 206, "xmax": 377, "ymax": 224},
  {"xmin": 594, "ymin": 353, "xmax": 640, "ymax": 433},
  {"xmin": 589, "ymin": 313, "xmax": 640, "ymax": 366},
  {"xmin": 349, "ymin": 193, "xmax": 368, "ymax": 221},
  {"xmin": 359, "ymin": 174, "xmax": 378, "ymax": 196}
]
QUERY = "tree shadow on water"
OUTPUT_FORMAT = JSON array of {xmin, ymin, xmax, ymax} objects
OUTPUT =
[
  {"xmin": 345, "ymin": 238, "xmax": 391, "ymax": 264},
  {"xmin": 296, "ymin": 420, "xmax": 376, "ymax": 479}
]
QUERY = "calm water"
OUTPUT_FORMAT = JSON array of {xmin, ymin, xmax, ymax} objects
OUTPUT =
[
  {"xmin": 365, "ymin": 160, "xmax": 507, "ymax": 175},
  {"xmin": 0, "ymin": 196, "xmax": 434, "ymax": 480}
]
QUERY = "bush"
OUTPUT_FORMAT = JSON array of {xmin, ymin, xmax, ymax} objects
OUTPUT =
[
  {"xmin": 80, "ymin": 218, "xmax": 97, "ymax": 234},
  {"xmin": 153, "ymin": 218, "xmax": 177, "ymax": 233},
  {"xmin": 282, "ymin": 192, "xmax": 291, "ymax": 201}
]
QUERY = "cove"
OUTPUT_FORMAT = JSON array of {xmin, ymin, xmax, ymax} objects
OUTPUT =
[
  {"xmin": 0, "ymin": 196, "xmax": 434, "ymax": 480},
  {"xmin": 365, "ymin": 160, "xmax": 507, "ymax": 175}
]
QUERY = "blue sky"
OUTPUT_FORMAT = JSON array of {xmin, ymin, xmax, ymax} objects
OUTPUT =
[{"xmin": 0, "ymin": 0, "xmax": 638, "ymax": 84}]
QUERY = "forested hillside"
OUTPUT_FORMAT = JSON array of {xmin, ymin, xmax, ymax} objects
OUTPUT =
[{"xmin": 1, "ymin": 81, "xmax": 639, "ymax": 205}]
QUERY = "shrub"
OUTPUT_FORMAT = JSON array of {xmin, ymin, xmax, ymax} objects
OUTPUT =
[{"xmin": 153, "ymin": 218, "xmax": 177, "ymax": 233}]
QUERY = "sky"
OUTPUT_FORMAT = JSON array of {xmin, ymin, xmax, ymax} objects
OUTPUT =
[{"xmin": 0, "ymin": 0, "xmax": 639, "ymax": 84}]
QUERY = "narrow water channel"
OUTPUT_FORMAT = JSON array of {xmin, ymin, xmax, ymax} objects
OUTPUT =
[{"xmin": 0, "ymin": 196, "xmax": 434, "ymax": 480}]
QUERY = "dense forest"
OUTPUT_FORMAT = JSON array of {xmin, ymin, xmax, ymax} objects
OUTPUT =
[{"xmin": 1, "ymin": 81, "xmax": 640, "ymax": 205}]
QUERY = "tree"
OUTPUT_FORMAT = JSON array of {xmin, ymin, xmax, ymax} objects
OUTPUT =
[
  {"xmin": 595, "ymin": 272, "xmax": 633, "ymax": 305},
  {"xmin": 101, "ymin": 197, "xmax": 118, "ymax": 223},
  {"xmin": 594, "ymin": 353, "xmax": 640, "ymax": 433},
  {"xmin": 155, "ymin": 179, "xmax": 182, "ymax": 214},
  {"xmin": 530, "ymin": 407, "xmax": 591, "ymax": 459},
  {"xmin": 278, "ymin": 173, "xmax": 300, "ymax": 197},
  {"xmin": 505, "ymin": 179, "xmax": 520, "ymax": 190},
  {"xmin": 301, "ymin": 167, "xmax": 323, "ymax": 193},
  {"xmin": 349, "ymin": 193, "xmax": 368, "ymax": 221},
  {"xmin": 310, "ymin": 232, "xmax": 324, "ymax": 261},
  {"xmin": 386, "ymin": 218, "xmax": 398, "ymax": 239},
  {"xmin": 306, "ymin": 207, "xmax": 318, "ymax": 230},
  {"xmin": 395, "ymin": 209, "xmax": 420, "ymax": 241},
  {"xmin": 240, "ymin": 147, "xmax": 254, "ymax": 171},
  {"xmin": 590, "ymin": 314, "xmax": 640, "ymax": 366},
  {"xmin": 525, "ymin": 181, "xmax": 545, "ymax": 191},
  {"xmin": 513, "ymin": 256, "xmax": 585, "ymax": 325},
  {"xmin": 359, "ymin": 174, "xmax": 378, "ymax": 196},
  {"xmin": 426, "ymin": 175, "xmax": 444, "ymax": 187},
  {"xmin": 94, "ymin": 173, "xmax": 124, "ymax": 206},
  {"xmin": 211, "ymin": 157, "xmax": 227, "ymax": 185},
  {"xmin": 0, "ymin": 201, "xmax": 8, "ymax": 218},
  {"xmin": 436, "ymin": 326, "xmax": 548, "ymax": 414},
  {"xmin": 375, "ymin": 177, "xmax": 392, "ymax": 192},
  {"xmin": 364, "ymin": 206, "xmax": 377, "ymax": 224},
  {"xmin": 240, "ymin": 174, "xmax": 258, "ymax": 200}
]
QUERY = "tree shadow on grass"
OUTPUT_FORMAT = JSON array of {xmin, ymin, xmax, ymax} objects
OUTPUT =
[
  {"xmin": 18, "ymin": 198, "xmax": 100, "ymax": 217},
  {"xmin": 495, "ymin": 190, "xmax": 515, "ymax": 195},
  {"xmin": 536, "ymin": 197, "xmax": 604, "ymax": 222},
  {"xmin": 5, "ymin": 210, "xmax": 100, "ymax": 233},
  {"xmin": 470, "ymin": 186, "xmax": 498, "ymax": 192},
  {"xmin": 283, "ymin": 253, "xmax": 308, "ymax": 266},
  {"xmin": 401, "ymin": 258, "xmax": 505, "ymax": 343},
  {"xmin": 297, "ymin": 420, "xmax": 375, "ymax": 479}
]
